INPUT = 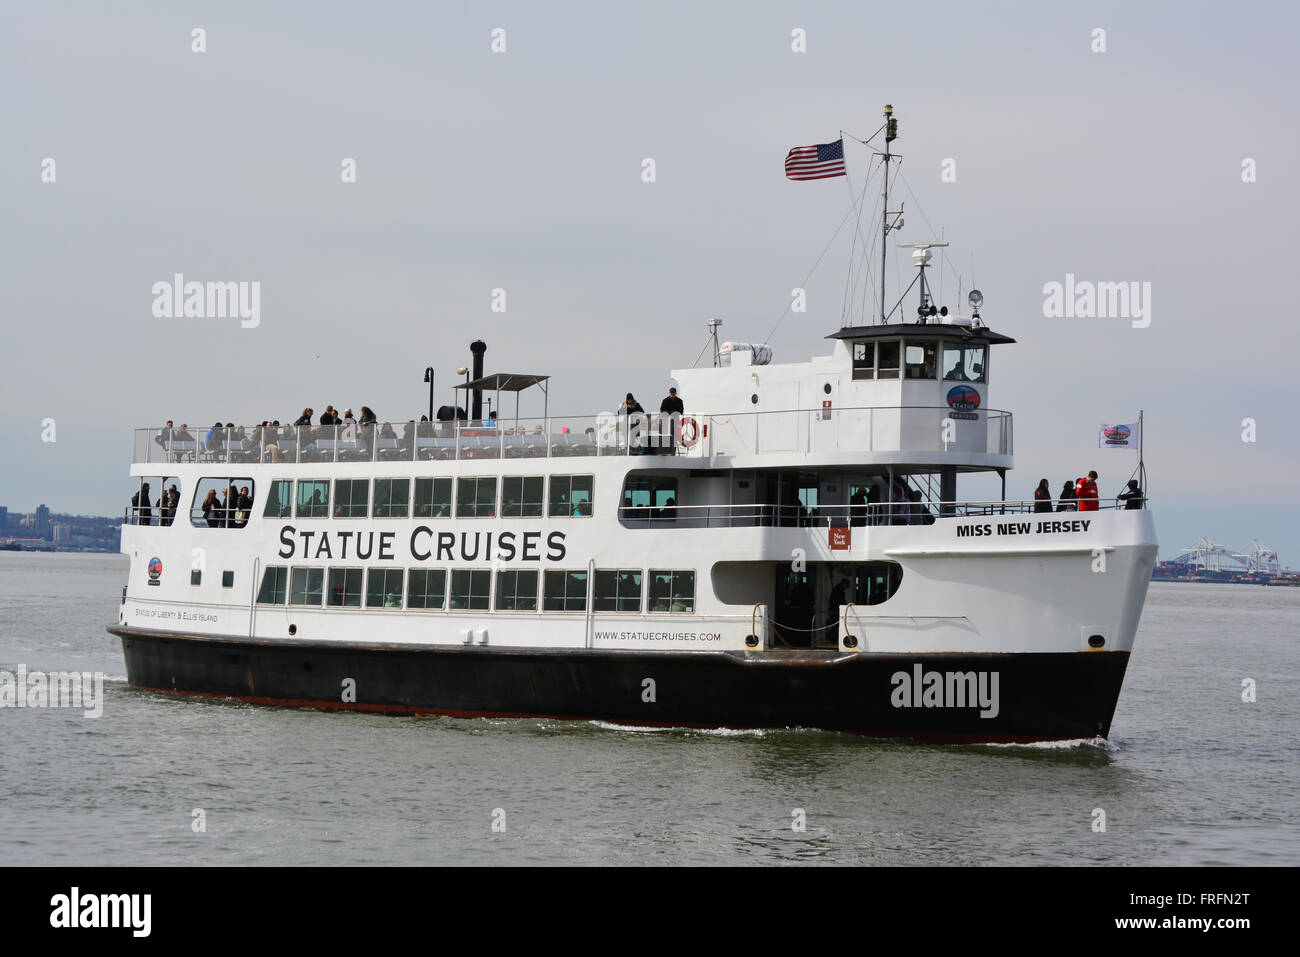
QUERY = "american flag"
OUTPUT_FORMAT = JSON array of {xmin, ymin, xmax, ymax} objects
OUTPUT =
[{"xmin": 785, "ymin": 139, "xmax": 846, "ymax": 181}]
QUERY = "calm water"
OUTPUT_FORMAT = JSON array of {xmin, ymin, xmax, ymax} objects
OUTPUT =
[{"xmin": 1, "ymin": 551, "xmax": 1295, "ymax": 865}]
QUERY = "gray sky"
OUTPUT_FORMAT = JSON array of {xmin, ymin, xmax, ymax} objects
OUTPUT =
[{"xmin": 2, "ymin": 1, "xmax": 1297, "ymax": 563}]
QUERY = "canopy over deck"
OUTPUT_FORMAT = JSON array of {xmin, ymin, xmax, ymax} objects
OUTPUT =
[{"xmin": 455, "ymin": 373, "xmax": 551, "ymax": 421}]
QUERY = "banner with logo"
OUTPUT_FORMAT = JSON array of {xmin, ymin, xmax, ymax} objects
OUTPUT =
[{"xmin": 1099, "ymin": 422, "xmax": 1138, "ymax": 449}]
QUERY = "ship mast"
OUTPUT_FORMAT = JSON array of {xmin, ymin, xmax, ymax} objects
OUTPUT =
[{"xmin": 879, "ymin": 104, "xmax": 900, "ymax": 324}]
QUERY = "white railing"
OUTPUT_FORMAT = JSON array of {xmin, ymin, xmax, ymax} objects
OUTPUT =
[{"xmin": 131, "ymin": 407, "xmax": 1013, "ymax": 465}]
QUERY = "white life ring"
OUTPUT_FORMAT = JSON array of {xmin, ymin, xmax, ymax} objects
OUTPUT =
[{"xmin": 678, "ymin": 416, "xmax": 700, "ymax": 447}]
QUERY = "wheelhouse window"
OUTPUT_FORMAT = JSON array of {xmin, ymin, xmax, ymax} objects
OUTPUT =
[
  {"xmin": 256, "ymin": 566, "xmax": 288, "ymax": 605},
  {"xmin": 593, "ymin": 569, "xmax": 642, "ymax": 612},
  {"xmin": 414, "ymin": 477, "xmax": 452, "ymax": 517},
  {"xmin": 449, "ymin": 569, "xmax": 490, "ymax": 610},
  {"xmin": 296, "ymin": 480, "xmax": 330, "ymax": 518},
  {"xmin": 264, "ymin": 480, "xmax": 292, "ymax": 518},
  {"xmin": 852, "ymin": 341, "xmax": 875, "ymax": 380},
  {"xmin": 407, "ymin": 568, "xmax": 447, "ymax": 610},
  {"xmin": 289, "ymin": 567, "xmax": 324, "ymax": 606},
  {"xmin": 648, "ymin": 569, "xmax": 695, "ymax": 613},
  {"xmin": 326, "ymin": 568, "xmax": 363, "ymax": 607},
  {"xmin": 456, "ymin": 477, "xmax": 497, "ymax": 518},
  {"xmin": 904, "ymin": 341, "xmax": 937, "ymax": 379},
  {"xmin": 495, "ymin": 569, "xmax": 539, "ymax": 611},
  {"xmin": 543, "ymin": 570, "xmax": 588, "ymax": 612},
  {"xmin": 876, "ymin": 340, "xmax": 900, "ymax": 379},
  {"xmin": 367, "ymin": 567, "xmax": 405, "ymax": 608},
  {"xmin": 333, "ymin": 479, "xmax": 369, "ymax": 518},
  {"xmin": 501, "ymin": 476, "xmax": 544, "ymax": 517},
  {"xmin": 942, "ymin": 344, "xmax": 987, "ymax": 383},
  {"xmin": 373, "ymin": 478, "xmax": 410, "ymax": 518},
  {"xmin": 549, "ymin": 475, "xmax": 593, "ymax": 517}
]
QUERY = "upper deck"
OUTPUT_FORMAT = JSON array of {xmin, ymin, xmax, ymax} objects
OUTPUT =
[
  {"xmin": 135, "ymin": 320, "xmax": 1017, "ymax": 471},
  {"xmin": 132, "ymin": 405, "xmax": 1011, "ymax": 470}
]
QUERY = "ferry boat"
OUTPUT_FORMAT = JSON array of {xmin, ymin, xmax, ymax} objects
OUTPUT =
[{"xmin": 110, "ymin": 112, "xmax": 1158, "ymax": 743}]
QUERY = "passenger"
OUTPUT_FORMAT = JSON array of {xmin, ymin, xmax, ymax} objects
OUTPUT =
[
  {"xmin": 660, "ymin": 387, "xmax": 684, "ymax": 454},
  {"xmin": 154, "ymin": 420, "xmax": 175, "ymax": 451},
  {"xmin": 319, "ymin": 407, "xmax": 338, "ymax": 445},
  {"xmin": 359, "ymin": 406, "xmax": 378, "ymax": 426},
  {"xmin": 166, "ymin": 484, "xmax": 180, "ymax": 526},
  {"xmin": 131, "ymin": 483, "xmax": 152, "ymax": 526},
  {"xmin": 865, "ymin": 486, "xmax": 882, "ymax": 526},
  {"xmin": 237, "ymin": 486, "xmax": 253, "ymax": 527},
  {"xmin": 157, "ymin": 483, "xmax": 173, "ymax": 526},
  {"xmin": 1056, "ymin": 481, "xmax": 1078, "ymax": 512},
  {"xmin": 294, "ymin": 408, "xmax": 315, "ymax": 451},
  {"xmin": 662, "ymin": 496, "xmax": 677, "ymax": 522},
  {"xmin": 260, "ymin": 422, "xmax": 280, "ymax": 463},
  {"xmin": 849, "ymin": 486, "xmax": 868, "ymax": 527},
  {"xmin": 1076, "ymin": 470, "xmax": 1100, "ymax": 512},
  {"xmin": 1117, "ymin": 479, "xmax": 1145, "ymax": 510},
  {"xmin": 227, "ymin": 485, "xmax": 240, "ymax": 527},
  {"xmin": 174, "ymin": 423, "xmax": 195, "ymax": 443},
  {"xmin": 201, "ymin": 489, "xmax": 220, "ymax": 528},
  {"xmin": 908, "ymin": 488, "xmax": 927, "ymax": 525},
  {"xmin": 205, "ymin": 421, "xmax": 226, "ymax": 458},
  {"xmin": 621, "ymin": 393, "xmax": 645, "ymax": 455},
  {"xmin": 1033, "ymin": 478, "xmax": 1053, "ymax": 513},
  {"xmin": 827, "ymin": 579, "xmax": 850, "ymax": 641}
]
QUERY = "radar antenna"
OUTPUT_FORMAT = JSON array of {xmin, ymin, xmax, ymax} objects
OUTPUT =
[{"xmin": 899, "ymin": 241, "xmax": 950, "ymax": 323}]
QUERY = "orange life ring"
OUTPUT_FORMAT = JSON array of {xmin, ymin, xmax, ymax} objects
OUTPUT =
[{"xmin": 679, "ymin": 416, "xmax": 699, "ymax": 447}]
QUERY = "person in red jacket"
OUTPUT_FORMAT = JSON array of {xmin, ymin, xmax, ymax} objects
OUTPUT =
[{"xmin": 1076, "ymin": 470, "xmax": 1099, "ymax": 511}]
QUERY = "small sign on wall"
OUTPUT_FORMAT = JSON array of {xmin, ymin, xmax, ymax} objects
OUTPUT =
[
  {"xmin": 829, "ymin": 526, "xmax": 850, "ymax": 550},
  {"xmin": 821, "ymin": 399, "xmax": 832, "ymax": 421}
]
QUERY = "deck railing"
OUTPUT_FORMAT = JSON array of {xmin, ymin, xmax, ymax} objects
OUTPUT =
[
  {"xmin": 132, "ymin": 407, "xmax": 1013, "ymax": 465},
  {"xmin": 122, "ymin": 497, "xmax": 1140, "ymax": 528}
]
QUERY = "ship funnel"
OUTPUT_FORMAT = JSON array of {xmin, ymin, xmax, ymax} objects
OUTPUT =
[{"xmin": 470, "ymin": 340, "xmax": 486, "ymax": 420}]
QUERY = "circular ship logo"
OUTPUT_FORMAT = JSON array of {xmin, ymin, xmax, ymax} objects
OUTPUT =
[
  {"xmin": 946, "ymin": 385, "xmax": 981, "ymax": 420},
  {"xmin": 147, "ymin": 557, "xmax": 163, "ymax": 582}
]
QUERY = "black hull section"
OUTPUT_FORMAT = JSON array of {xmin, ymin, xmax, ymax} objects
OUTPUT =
[{"xmin": 112, "ymin": 628, "xmax": 1130, "ymax": 743}]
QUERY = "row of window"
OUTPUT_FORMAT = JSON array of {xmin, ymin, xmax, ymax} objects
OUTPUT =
[
  {"xmin": 255, "ymin": 566, "xmax": 695, "ymax": 613},
  {"xmin": 851, "ymin": 341, "xmax": 987, "ymax": 383},
  {"xmin": 262, "ymin": 475, "xmax": 595, "ymax": 521}
]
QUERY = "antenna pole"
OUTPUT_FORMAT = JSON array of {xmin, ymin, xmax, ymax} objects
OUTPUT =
[{"xmin": 880, "ymin": 105, "xmax": 896, "ymax": 324}]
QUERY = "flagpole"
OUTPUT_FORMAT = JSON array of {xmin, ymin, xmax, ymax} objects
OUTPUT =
[{"xmin": 1139, "ymin": 409, "xmax": 1146, "ymax": 500}]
